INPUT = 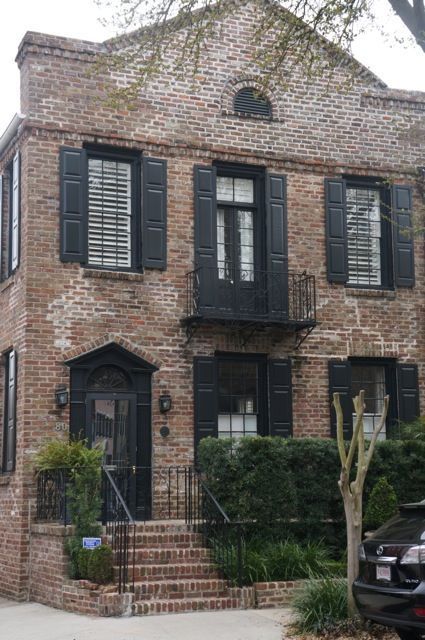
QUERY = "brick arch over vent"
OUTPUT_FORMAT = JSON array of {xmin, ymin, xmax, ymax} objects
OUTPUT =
[
  {"xmin": 62, "ymin": 334, "xmax": 164, "ymax": 370},
  {"xmin": 221, "ymin": 76, "xmax": 281, "ymax": 120}
]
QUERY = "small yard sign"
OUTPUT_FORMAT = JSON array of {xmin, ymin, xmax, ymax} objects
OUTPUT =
[{"xmin": 82, "ymin": 537, "xmax": 102, "ymax": 550}]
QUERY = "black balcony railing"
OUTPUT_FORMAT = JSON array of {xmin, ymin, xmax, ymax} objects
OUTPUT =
[{"xmin": 184, "ymin": 267, "xmax": 316, "ymax": 328}]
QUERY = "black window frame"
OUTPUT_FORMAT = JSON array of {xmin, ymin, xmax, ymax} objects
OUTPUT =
[
  {"xmin": 345, "ymin": 177, "xmax": 393, "ymax": 290},
  {"xmin": 214, "ymin": 163, "xmax": 266, "ymax": 274},
  {"xmin": 349, "ymin": 357, "xmax": 398, "ymax": 438},
  {"xmin": 216, "ymin": 352, "xmax": 268, "ymax": 438},
  {"xmin": 85, "ymin": 146, "xmax": 142, "ymax": 273}
]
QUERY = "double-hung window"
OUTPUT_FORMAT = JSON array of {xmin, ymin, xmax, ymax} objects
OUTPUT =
[
  {"xmin": 60, "ymin": 147, "xmax": 167, "ymax": 272},
  {"xmin": 326, "ymin": 178, "xmax": 414, "ymax": 289}
]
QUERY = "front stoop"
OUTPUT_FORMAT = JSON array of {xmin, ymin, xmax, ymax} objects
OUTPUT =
[{"xmin": 130, "ymin": 521, "xmax": 254, "ymax": 616}]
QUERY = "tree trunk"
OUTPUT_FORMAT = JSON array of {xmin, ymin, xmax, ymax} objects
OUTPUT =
[{"xmin": 343, "ymin": 491, "xmax": 363, "ymax": 617}]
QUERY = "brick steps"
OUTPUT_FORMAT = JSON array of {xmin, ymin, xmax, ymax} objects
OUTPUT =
[
  {"xmin": 135, "ymin": 578, "xmax": 228, "ymax": 600},
  {"xmin": 116, "ymin": 520, "xmax": 246, "ymax": 616},
  {"xmin": 133, "ymin": 562, "xmax": 219, "ymax": 581},
  {"xmin": 134, "ymin": 595, "xmax": 243, "ymax": 615}
]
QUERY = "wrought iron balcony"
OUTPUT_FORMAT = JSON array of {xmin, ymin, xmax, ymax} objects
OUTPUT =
[{"xmin": 183, "ymin": 267, "xmax": 316, "ymax": 332}]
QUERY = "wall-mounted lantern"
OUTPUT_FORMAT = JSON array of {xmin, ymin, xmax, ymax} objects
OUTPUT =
[
  {"xmin": 159, "ymin": 394, "xmax": 172, "ymax": 413},
  {"xmin": 55, "ymin": 386, "xmax": 69, "ymax": 407}
]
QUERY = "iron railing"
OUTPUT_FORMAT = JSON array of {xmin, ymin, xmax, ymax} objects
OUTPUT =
[
  {"xmin": 185, "ymin": 267, "xmax": 316, "ymax": 326},
  {"xmin": 101, "ymin": 467, "xmax": 135, "ymax": 594},
  {"xmin": 36, "ymin": 468, "xmax": 69, "ymax": 523},
  {"xmin": 36, "ymin": 465, "xmax": 246, "ymax": 589}
]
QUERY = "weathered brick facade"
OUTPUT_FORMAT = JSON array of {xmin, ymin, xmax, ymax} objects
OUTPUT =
[{"xmin": 0, "ymin": 1, "xmax": 424, "ymax": 601}]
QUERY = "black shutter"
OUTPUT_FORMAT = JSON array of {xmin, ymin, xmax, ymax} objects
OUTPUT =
[
  {"xmin": 194, "ymin": 165, "xmax": 217, "ymax": 310},
  {"xmin": 393, "ymin": 185, "xmax": 414, "ymax": 287},
  {"xmin": 142, "ymin": 157, "xmax": 167, "ymax": 269},
  {"xmin": 397, "ymin": 364, "xmax": 419, "ymax": 423},
  {"xmin": 268, "ymin": 359, "xmax": 292, "ymax": 437},
  {"xmin": 10, "ymin": 152, "xmax": 20, "ymax": 272},
  {"xmin": 193, "ymin": 356, "xmax": 217, "ymax": 449},
  {"xmin": 60, "ymin": 147, "xmax": 87, "ymax": 263},
  {"xmin": 325, "ymin": 178, "xmax": 348, "ymax": 283},
  {"xmin": 266, "ymin": 173, "xmax": 288, "ymax": 318},
  {"xmin": 329, "ymin": 360, "xmax": 352, "ymax": 438},
  {"xmin": 4, "ymin": 350, "xmax": 17, "ymax": 472}
]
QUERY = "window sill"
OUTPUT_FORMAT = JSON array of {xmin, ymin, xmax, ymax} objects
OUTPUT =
[
  {"xmin": 81, "ymin": 269, "xmax": 145, "ymax": 283},
  {"xmin": 0, "ymin": 274, "xmax": 15, "ymax": 293},
  {"xmin": 345, "ymin": 287, "xmax": 396, "ymax": 300},
  {"xmin": 0, "ymin": 474, "xmax": 11, "ymax": 486}
]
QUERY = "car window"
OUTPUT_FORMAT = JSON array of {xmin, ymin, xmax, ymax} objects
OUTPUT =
[{"xmin": 373, "ymin": 512, "xmax": 425, "ymax": 542}]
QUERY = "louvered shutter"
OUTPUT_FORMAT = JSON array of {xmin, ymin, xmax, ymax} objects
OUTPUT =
[
  {"xmin": 393, "ymin": 185, "xmax": 414, "ymax": 287},
  {"xmin": 11, "ymin": 152, "xmax": 20, "ymax": 272},
  {"xmin": 194, "ymin": 357, "xmax": 217, "ymax": 449},
  {"xmin": 266, "ymin": 173, "xmax": 288, "ymax": 319},
  {"xmin": 329, "ymin": 360, "xmax": 352, "ymax": 438},
  {"xmin": 194, "ymin": 165, "xmax": 217, "ymax": 311},
  {"xmin": 397, "ymin": 364, "xmax": 419, "ymax": 423},
  {"xmin": 325, "ymin": 179, "xmax": 348, "ymax": 283},
  {"xmin": 0, "ymin": 175, "xmax": 3, "ymax": 279},
  {"xmin": 142, "ymin": 157, "xmax": 167, "ymax": 269},
  {"xmin": 4, "ymin": 350, "xmax": 17, "ymax": 472},
  {"xmin": 60, "ymin": 147, "xmax": 87, "ymax": 263},
  {"xmin": 268, "ymin": 359, "xmax": 292, "ymax": 437}
]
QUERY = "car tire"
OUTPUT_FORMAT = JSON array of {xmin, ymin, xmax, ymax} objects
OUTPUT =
[{"xmin": 396, "ymin": 630, "xmax": 424, "ymax": 640}]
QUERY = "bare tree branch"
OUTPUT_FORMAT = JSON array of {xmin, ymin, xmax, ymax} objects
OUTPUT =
[{"xmin": 387, "ymin": 0, "xmax": 425, "ymax": 51}]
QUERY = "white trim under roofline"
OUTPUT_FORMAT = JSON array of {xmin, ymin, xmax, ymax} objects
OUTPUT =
[{"xmin": 0, "ymin": 113, "xmax": 25, "ymax": 157}]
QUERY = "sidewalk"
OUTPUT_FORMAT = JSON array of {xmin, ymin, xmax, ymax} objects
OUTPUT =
[{"xmin": 0, "ymin": 598, "xmax": 291, "ymax": 640}]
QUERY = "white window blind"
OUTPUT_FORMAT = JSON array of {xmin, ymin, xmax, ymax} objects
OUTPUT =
[
  {"xmin": 347, "ymin": 187, "xmax": 382, "ymax": 286},
  {"xmin": 11, "ymin": 152, "xmax": 20, "ymax": 271},
  {"xmin": 88, "ymin": 159, "xmax": 132, "ymax": 268}
]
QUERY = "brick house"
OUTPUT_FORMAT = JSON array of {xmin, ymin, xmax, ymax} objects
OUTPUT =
[{"xmin": 0, "ymin": 0, "xmax": 424, "ymax": 603}]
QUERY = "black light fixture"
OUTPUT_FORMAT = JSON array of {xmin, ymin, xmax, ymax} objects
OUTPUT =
[
  {"xmin": 55, "ymin": 386, "xmax": 69, "ymax": 407},
  {"xmin": 159, "ymin": 394, "xmax": 172, "ymax": 413}
]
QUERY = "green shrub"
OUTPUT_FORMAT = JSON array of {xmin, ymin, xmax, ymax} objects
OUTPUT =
[
  {"xmin": 77, "ymin": 547, "xmax": 92, "ymax": 580},
  {"xmin": 198, "ymin": 436, "xmax": 425, "ymax": 555},
  {"xmin": 87, "ymin": 545, "xmax": 114, "ymax": 584},
  {"xmin": 292, "ymin": 577, "xmax": 348, "ymax": 634},
  {"xmin": 364, "ymin": 477, "xmax": 398, "ymax": 531},
  {"xmin": 399, "ymin": 417, "xmax": 425, "ymax": 441}
]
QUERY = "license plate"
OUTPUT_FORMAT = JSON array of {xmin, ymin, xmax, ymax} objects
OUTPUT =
[{"xmin": 376, "ymin": 565, "xmax": 391, "ymax": 581}]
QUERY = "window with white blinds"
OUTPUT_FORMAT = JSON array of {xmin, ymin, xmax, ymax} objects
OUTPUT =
[
  {"xmin": 88, "ymin": 158, "xmax": 132, "ymax": 268},
  {"xmin": 346, "ymin": 186, "xmax": 382, "ymax": 286}
]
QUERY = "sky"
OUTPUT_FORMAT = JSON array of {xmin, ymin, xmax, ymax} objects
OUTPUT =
[{"xmin": 0, "ymin": 0, "xmax": 424, "ymax": 134}]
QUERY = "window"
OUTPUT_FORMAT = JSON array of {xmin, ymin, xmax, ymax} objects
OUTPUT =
[
  {"xmin": 325, "ymin": 179, "xmax": 414, "ymax": 289},
  {"xmin": 329, "ymin": 359, "xmax": 419, "ymax": 440},
  {"xmin": 2, "ymin": 350, "xmax": 17, "ymax": 473},
  {"xmin": 218, "ymin": 359, "xmax": 261, "ymax": 438},
  {"xmin": 216, "ymin": 175, "xmax": 256, "ymax": 282},
  {"xmin": 0, "ymin": 152, "xmax": 20, "ymax": 281},
  {"xmin": 194, "ymin": 356, "xmax": 292, "ymax": 448},
  {"xmin": 346, "ymin": 183, "xmax": 390, "ymax": 287},
  {"xmin": 60, "ymin": 148, "xmax": 167, "ymax": 272},
  {"xmin": 351, "ymin": 363, "xmax": 388, "ymax": 440},
  {"xmin": 234, "ymin": 88, "xmax": 272, "ymax": 117}
]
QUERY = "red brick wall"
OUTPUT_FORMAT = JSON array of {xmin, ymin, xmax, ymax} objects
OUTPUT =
[{"xmin": 0, "ymin": 1, "xmax": 424, "ymax": 600}]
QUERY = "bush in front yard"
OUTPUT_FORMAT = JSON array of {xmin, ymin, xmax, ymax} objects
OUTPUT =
[
  {"xmin": 292, "ymin": 577, "xmax": 348, "ymax": 634},
  {"xmin": 87, "ymin": 545, "xmax": 114, "ymax": 585},
  {"xmin": 364, "ymin": 477, "xmax": 398, "ymax": 532}
]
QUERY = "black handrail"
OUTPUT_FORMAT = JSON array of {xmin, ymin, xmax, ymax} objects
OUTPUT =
[{"xmin": 101, "ymin": 467, "xmax": 135, "ymax": 594}]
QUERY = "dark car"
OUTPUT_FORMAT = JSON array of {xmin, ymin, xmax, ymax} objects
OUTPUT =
[{"xmin": 353, "ymin": 500, "xmax": 425, "ymax": 640}]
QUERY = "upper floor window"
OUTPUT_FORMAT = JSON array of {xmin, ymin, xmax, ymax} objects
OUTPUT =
[
  {"xmin": 60, "ymin": 147, "xmax": 167, "ymax": 272},
  {"xmin": 325, "ymin": 179, "xmax": 414, "ymax": 289},
  {"xmin": 88, "ymin": 157, "xmax": 134, "ymax": 269},
  {"xmin": 0, "ymin": 152, "xmax": 20, "ymax": 281},
  {"xmin": 1, "ymin": 349, "xmax": 17, "ymax": 473},
  {"xmin": 233, "ymin": 88, "xmax": 272, "ymax": 117},
  {"xmin": 346, "ymin": 182, "xmax": 391, "ymax": 287}
]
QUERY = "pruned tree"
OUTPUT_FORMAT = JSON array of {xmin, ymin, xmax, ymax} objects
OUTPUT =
[
  {"xmin": 94, "ymin": 0, "xmax": 424, "ymax": 106},
  {"xmin": 333, "ymin": 389, "xmax": 390, "ymax": 617}
]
